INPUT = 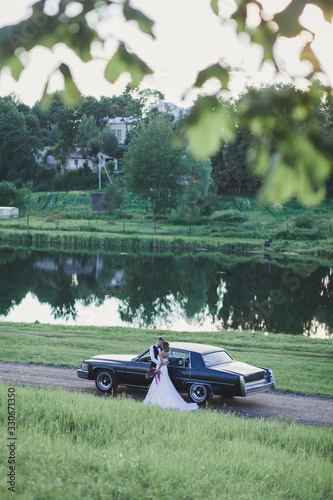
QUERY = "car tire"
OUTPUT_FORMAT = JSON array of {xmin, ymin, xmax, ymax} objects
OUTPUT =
[
  {"xmin": 188, "ymin": 383, "xmax": 211, "ymax": 405},
  {"xmin": 95, "ymin": 369, "xmax": 117, "ymax": 394}
]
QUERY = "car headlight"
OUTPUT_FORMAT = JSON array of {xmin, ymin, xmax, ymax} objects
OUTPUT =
[{"xmin": 81, "ymin": 363, "xmax": 89, "ymax": 371}]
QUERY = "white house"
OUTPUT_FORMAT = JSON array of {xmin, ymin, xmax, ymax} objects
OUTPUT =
[
  {"xmin": 36, "ymin": 148, "xmax": 117, "ymax": 171},
  {"xmin": 66, "ymin": 150, "xmax": 115, "ymax": 171},
  {"xmin": 0, "ymin": 207, "xmax": 19, "ymax": 219},
  {"xmin": 35, "ymin": 147, "xmax": 57, "ymax": 166},
  {"xmin": 107, "ymin": 116, "xmax": 135, "ymax": 144}
]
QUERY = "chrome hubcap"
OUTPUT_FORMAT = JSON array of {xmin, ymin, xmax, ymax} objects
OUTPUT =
[
  {"xmin": 97, "ymin": 372, "xmax": 112, "ymax": 391},
  {"xmin": 190, "ymin": 384, "xmax": 207, "ymax": 403}
]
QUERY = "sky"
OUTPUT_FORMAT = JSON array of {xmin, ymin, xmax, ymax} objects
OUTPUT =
[{"xmin": 0, "ymin": 0, "xmax": 332, "ymax": 108}]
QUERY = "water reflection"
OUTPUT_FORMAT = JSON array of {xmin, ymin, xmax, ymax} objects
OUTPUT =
[{"xmin": 0, "ymin": 248, "xmax": 332, "ymax": 337}]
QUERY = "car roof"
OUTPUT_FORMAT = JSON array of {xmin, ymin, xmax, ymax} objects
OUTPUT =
[{"xmin": 169, "ymin": 342, "xmax": 223, "ymax": 354}]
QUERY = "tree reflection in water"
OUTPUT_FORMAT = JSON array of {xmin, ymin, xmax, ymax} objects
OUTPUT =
[{"xmin": 0, "ymin": 248, "xmax": 331, "ymax": 337}]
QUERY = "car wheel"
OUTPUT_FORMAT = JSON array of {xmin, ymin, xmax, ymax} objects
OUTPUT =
[
  {"xmin": 95, "ymin": 369, "xmax": 117, "ymax": 394},
  {"xmin": 188, "ymin": 383, "xmax": 210, "ymax": 405}
]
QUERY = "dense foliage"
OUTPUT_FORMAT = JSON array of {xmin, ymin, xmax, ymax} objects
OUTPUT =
[
  {"xmin": 123, "ymin": 115, "xmax": 183, "ymax": 218},
  {"xmin": 0, "ymin": 84, "xmax": 332, "ymax": 207},
  {"xmin": 1, "ymin": 1, "xmax": 333, "ymax": 204}
]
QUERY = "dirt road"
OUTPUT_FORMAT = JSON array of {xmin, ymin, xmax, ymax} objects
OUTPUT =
[{"xmin": 0, "ymin": 362, "xmax": 332, "ymax": 427}]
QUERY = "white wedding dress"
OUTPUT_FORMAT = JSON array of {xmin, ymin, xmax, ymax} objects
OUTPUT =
[{"xmin": 144, "ymin": 362, "xmax": 198, "ymax": 411}]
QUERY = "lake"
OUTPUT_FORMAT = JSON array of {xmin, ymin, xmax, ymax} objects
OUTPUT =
[{"xmin": 0, "ymin": 247, "xmax": 332, "ymax": 337}]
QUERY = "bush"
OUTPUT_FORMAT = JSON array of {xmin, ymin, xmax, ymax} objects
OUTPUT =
[
  {"xmin": 293, "ymin": 212, "xmax": 315, "ymax": 229},
  {"xmin": 170, "ymin": 215, "xmax": 210, "ymax": 226},
  {"xmin": 99, "ymin": 183, "xmax": 123, "ymax": 212},
  {"xmin": 210, "ymin": 209, "xmax": 248, "ymax": 223},
  {"xmin": 52, "ymin": 167, "xmax": 98, "ymax": 191},
  {"xmin": 0, "ymin": 181, "xmax": 31, "ymax": 210}
]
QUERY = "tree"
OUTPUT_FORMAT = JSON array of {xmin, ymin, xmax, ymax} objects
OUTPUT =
[
  {"xmin": 212, "ymin": 125, "xmax": 259, "ymax": 194},
  {"xmin": 51, "ymin": 106, "xmax": 81, "ymax": 173},
  {"xmin": 1, "ymin": 1, "xmax": 333, "ymax": 203},
  {"xmin": 0, "ymin": 181, "xmax": 31, "ymax": 209},
  {"xmin": 123, "ymin": 116, "xmax": 182, "ymax": 219},
  {"xmin": 102, "ymin": 128, "xmax": 120, "ymax": 158},
  {"xmin": 177, "ymin": 152, "xmax": 213, "ymax": 218},
  {"xmin": 99, "ymin": 182, "xmax": 123, "ymax": 213},
  {"xmin": 315, "ymin": 93, "xmax": 333, "ymax": 195},
  {"xmin": 33, "ymin": 91, "xmax": 68, "ymax": 146},
  {"xmin": 0, "ymin": 96, "xmax": 39, "ymax": 184},
  {"xmin": 77, "ymin": 115, "xmax": 100, "ymax": 148}
]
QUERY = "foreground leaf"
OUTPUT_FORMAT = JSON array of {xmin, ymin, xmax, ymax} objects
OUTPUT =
[
  {"xmin": 123, "ymin": 1, "xmax": 155, "ymax": 38},
  {"xmin": 59, "ymin": 63, "xmax": 81, "ymax": 106},
  {"xmin": 105, "ymin": 43, "xmax": 153, "ymax": 87},
  {"xmin": 185, "ymin": 96, "xmax": 235, "ymax": 159},
  {"xmin": 194, "ymin": 63, "xmax": 229, "ymax": 90}
]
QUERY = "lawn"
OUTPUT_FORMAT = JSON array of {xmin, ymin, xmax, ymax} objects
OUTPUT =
[
  {"xmin": 0, "ymin": 383, "xmax": 332, "ymax": 499},
  {"xmin": 0, "ymin": 323, "xmax": 332, "ymax": 397},
  {"xmin": 0, "ymin": 192, "xmax": 332, "ymax": 254}
]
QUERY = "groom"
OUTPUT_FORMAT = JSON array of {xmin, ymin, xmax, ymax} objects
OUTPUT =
[{"xmin": 149, "ymin": 336, "xmax": 164, "ymax": 369}]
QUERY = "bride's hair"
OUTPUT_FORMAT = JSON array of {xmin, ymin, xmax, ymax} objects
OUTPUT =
[{"xmin": 162, "ymin": 341, "xmax": 170, "ymax": 352}]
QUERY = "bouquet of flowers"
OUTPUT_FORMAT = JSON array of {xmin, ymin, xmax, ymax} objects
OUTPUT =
[{"xmin": 145, "ymin": 367, "xmax": 155, "ymax": 380}]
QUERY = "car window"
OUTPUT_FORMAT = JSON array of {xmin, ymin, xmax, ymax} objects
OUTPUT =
[
  {"xmin": 137, "ymin": 350, "xmax": 151, "ymax": 364},
  {"xmin": 203, "ymin": 350, "xmax": 233, "ymax": 367},
  {"xmin": 169, "ymin": 350, "xmax": 189, "ymax": 368}
]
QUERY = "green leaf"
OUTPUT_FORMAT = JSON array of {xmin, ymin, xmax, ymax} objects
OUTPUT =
[
  {"xmin": 193, "ymin": 63, "xmax": 229, "ymax": 90},
  {"xmin": 8, "ymin": 55, "xmax": 24, "ymax": 81},
  {"xmin": 308, "ymin": 1, "xmax": 333, "ymax": 22},
  {"xmin": 210, "ymin": 0, "xmax": 219, "ymax": 16},
  {"xmin": 123, "ymin": 1, "xmax": 155, "ymax": 38},
  {"xmin": 0, "ymin": 0, "xmax": 96, "ymax": 68},
  {"xmin": 301, "ymin": 42, "xmax": 321, "ymax": 74},
  {"xmin": 105, "ymin": 43, "xmax": 153, "ymax": 87},
  {"xmin": 185, "ymin": 96, "xmax": 235, "ymax": 159},
  {"xmin": 59, "ymin": 63, "xmax": 81, "ymax": 106},
  {"xmin": 258, "ymin": 133, "xmax": 332, "ymax": 205},
  {"xmin": 39, "ymin": 79, "xmax": 52, "ymax": 111},
  {"xmin": 258, "ymin": 162, "xmax": 298, "ymax": 205},
  {"xmin": 251, "ymin": 23, "xmax": 278, "ymax": 65},
  {"xmin": 231, "ymin": 4, "xmax": 247, "ymax": 33},
  {"xmin": 274, "ymin": 1, "xmax": 308, "ymax": 37}
]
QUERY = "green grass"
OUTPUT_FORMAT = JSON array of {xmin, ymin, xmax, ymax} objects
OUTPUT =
[
  {"xmin": 0, "ymin": 383, "xmax": 332, "ymax": 499},
  {"xmin": 0, "ymin": 323, "xmax": 332, "ymax": 397},
  {"xmin": 1, "ymin": 191, "xmax": 332, "ymax": 254}
]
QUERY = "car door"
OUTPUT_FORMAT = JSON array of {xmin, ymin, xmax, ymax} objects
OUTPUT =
[
  {"xmin": 167, "ymin": 349, "xmax": 191, "ymax": 391},
  {"xmin": 123, "ymin": 349, "xmax": 151, "ymax": 387}
]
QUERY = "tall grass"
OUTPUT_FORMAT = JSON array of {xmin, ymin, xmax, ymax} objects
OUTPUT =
[
  {"xmin": 0, "ymin": 383, "xmax": 332, "ymax": 500},
  {"xmin": 1, "ymin": 192, "xmax": 332, "ymax": 254}
]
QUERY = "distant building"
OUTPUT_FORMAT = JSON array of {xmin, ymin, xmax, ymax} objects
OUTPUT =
[
  {"xmin": 0, "ymin": 207, "xmax": 19, "ymax": 219},
  {"xmin": 35, "ymin": 147, "xmax": 57, "ymax": 166},
  {"xmin": 107, "ymin": 103, "xmax": 190, "ymax": 143},
  {"xmin": 36, "ymin": 148, "xmax": 117, "ymax": 171},
  {"xmin": 66, "ymin": 150, "xmax": 116, "ymax": 171},
  {"xmin": 149, "ymin": 101, "xmax": 191, "ymax": 120},
  {"xmin": 107, "ymin": 117, "xmax": 135, "ymax": 144}
]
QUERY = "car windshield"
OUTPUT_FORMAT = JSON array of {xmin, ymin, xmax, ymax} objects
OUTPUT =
[{"xmin": 203, "ymin": 350, "xmax": 233, "ymax": 367}]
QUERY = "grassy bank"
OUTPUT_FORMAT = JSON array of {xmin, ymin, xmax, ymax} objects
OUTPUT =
[
  {"xmin": 0, "ymin": 383, "xmax": 332, "ymax": 500},
  {"xmin": 1, "ymin": 323, "xmax": 332, "ymax": 397},
  {"xmin": 0, "ymin": 191, "xmax": 332, "ymax": 255}
]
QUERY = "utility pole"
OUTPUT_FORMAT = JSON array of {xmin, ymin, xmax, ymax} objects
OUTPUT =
[{"xmin": 98, "ymin": 153, "xmax": 113, "ymax": 190}]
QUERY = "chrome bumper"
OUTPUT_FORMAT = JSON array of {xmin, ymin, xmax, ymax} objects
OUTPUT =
[
  {"xmin": 77, "ymin": 369, "xmax": 89, "ymax": 380},
  {"xmin": 241, "ymin": 370, "xmax": 275, "ymax": 396}
]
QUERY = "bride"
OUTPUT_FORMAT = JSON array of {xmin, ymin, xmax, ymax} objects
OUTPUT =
[{"xmin": 144, "ymin": 341, "xmax": 198, "ymax": 411}]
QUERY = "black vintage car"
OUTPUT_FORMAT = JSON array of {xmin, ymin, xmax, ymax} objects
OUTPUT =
[{"xmin": 77, "ymin": 342, "xmax": 275, "ymax": 404}]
